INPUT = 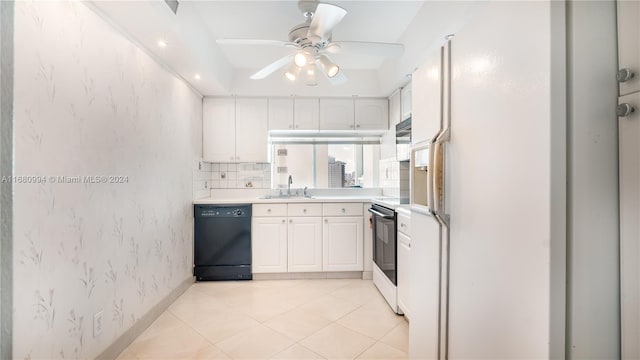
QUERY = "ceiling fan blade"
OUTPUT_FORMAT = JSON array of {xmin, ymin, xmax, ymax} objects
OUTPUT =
[
  {"xmin": 217, "ymin": 39, "xmax": 297, "ymax": 48},
  {"xmin": 325, "ymin": 41, "xmax": 404, "ymax": 57},
  {"xmin": 310, "ymin": 3, "xmax": 347, "ymax": 41},
  {"xmin": 250, "ymin": 55, "xmax": 293, "ymax": 80}
]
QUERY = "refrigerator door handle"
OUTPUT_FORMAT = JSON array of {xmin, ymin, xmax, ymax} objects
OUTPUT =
[{"xmin": 427, "ymin": 139, "xmax": 436, "ymax": 212}]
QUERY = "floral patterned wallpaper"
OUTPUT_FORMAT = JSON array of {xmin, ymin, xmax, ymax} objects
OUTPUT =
[{"xmin": 13, "ymin": 1, "xmax": 201, "ymax": 358}]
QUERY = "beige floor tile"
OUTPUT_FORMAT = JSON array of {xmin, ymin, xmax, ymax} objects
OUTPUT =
[
  {"xmin": 215, "ymin": 323, "xmax": 295, "ymax": 359},
  {"xmin": 132, "ymin": 312, "xmax": 184, "ymax": 343},
  {"xmin": 336, "ymin": 300, "xmax": 404, "ymax": 339},
  {"xmin": 329, "ymin": 281, "xmax": 383, "ymax": 306},
  {"xmin": 297, "ymin": 294, "xmax": 362, "ymax": 322},
  {"xmin": 264, "ymin": 308, "xmax": 332, "ymax": 341},
  {"xmin": 188, "ymin": 308, "xmax": 262, "ymax": 344},
  {"xmin": 300, "ymin": 323, "xmax": 376, "ymax": 360},
  {"xmin": 127, "ymin": 313, "xmax": 216, "ymax": 359},
  {"xmin": 379, "ymin": 321, "xmax": 409, "ymax": 353},
  {"xmin": 294, "ymin": 279, "xmax": 358, "ymax": 293},
  {"xmin": 270, "ymin": 344, "xmax": 326, "ymax": 359},
  {"xmin": 356, "ymin": 342, "xmax": 407, "ymax": 359},
  {"xmin": 115, "ymin": 348, "xmax": 138, "ymax": 360},
  {"xmin": 193, "ymin": 345, "xmax": 232, "ymax": 359}
]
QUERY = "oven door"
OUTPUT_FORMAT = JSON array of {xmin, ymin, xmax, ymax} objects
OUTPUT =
[{"xmin": 370, "ymin": 205, "xmax": 397, "ymax": 285}]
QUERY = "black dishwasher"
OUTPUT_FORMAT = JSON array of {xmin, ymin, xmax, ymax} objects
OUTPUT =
[{"xmin": 194, "ymin": 204, "xmax": 252, "ymax": 281}]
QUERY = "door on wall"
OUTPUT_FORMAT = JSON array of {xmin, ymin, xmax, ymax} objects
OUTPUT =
[{"xmin": 618, "ymin": 1, "xmax": 640, "ymax": 358}]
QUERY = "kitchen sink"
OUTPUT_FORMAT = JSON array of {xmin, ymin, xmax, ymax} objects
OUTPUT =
[{"xmin": 259, "ymin": 194, "xmax": 314, "ymax": 200}]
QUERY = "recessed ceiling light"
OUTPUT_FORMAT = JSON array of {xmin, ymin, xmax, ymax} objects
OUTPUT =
[
  {"xmin": 157, "ymin": 39, "xmax": 167, "ymax": 48},
  {"xmin": 194, "ymin": 74, "xmax": 201, "ymax": 80}
]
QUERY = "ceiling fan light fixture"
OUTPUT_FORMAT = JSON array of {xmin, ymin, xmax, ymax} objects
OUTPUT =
[
  {"xmin": 294, "ymin": 51, "xmax": 309, "ymax": 67},
  {"xmin": 284, "ymin": 64, "xmax": 300, "ymax": 81},
  {"xmin": 304, "ymin": 64, "xmax": 318, "ymax": 86},
  {"xmin": 318, "ymin": 55, "xmax": 339, "ymax": 78}
]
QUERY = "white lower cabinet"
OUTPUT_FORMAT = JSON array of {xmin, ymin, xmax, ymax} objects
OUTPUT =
[
  {"xmin": 322, "ymin": 216, "xmax": 364, "ymax": 271},
  {"xmin": 397, "ymin": 232, "xmax": 411, "ymax": 317},
  {"xmin": 252, "ymin": 217, "xmax": 288, "ymax": 273},
  {"xmin": 253, "ymin": 202, "xmax": 365, "ymax": 274},
  {"xmin": 288, "ymin": 217, "xmax": 322, "ymax": 272}
]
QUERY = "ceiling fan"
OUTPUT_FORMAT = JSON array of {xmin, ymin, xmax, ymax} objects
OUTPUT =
[{"xmin": 216, "ymin": 0, "xmax": 405, "ymax": 86}]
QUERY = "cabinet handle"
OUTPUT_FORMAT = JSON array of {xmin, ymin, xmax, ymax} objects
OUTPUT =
[
  {"xmin": 303, "ymin": 209, "xmax": 307, "ymax": 213},
  {"xmin": 356, "ymin": 124, "xmax": 360, "ymax": 128},
  {"xmin": 289, "ymin": 124, "xmax": 293, "ymax": 129},
  {"xmin": 401, "ymin": 223, "xmax": 405, "ymax": 227},
  {"xmin": 349, "ymin": 124, "xmax": 354, "ymax": 129},
  {"xmin": 618, "ymin": 103, "xmax": 635, "ymax": 117},
  {"xmin": 325, "ymin": 219, "xmax": 328, "ymax": 223},
  {"xmin": 230, "ymin": 156, "xmax": 234, "ymax": 160},
  {"xmin": 267, "ymin": 208, "xmax": 271, "ymax": 212},
  {"xmin": 295, "ymin": 124, "xmax": 299, "ymax": 128},
  {"xmin": 236, "ymin": 156, "xmax": 240, "ymax": 160},
  {"xmin": 341, "ymin": 208, "xmax": 346, "ymax": 213},
  {"xmin": 282, "ymin": 219, "xmax": 285, "ymax": 223},
  {"xmin": 289, "ymin": 219, "xmax": 293, "ymax": 223},
  {"xmin": 617, "ymin": 68, "xmax": 635, "ymax": 83}
]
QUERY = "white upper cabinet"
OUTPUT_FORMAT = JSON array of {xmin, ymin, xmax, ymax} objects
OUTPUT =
[
  {"xmin": 203, "ymin": 97, "xmax": 268, "ymax": 163},
  {"xmin": 389, "ymin": 90, "xmax": 402, "ymax": 126},
  {"xmin": 294, "ymin": 98, "xmax": 320, "ymax": 130},
  {"xmin": 320, "ymin": 98, "xmax": 355, "ymax": 130},
  {"xmin": 235, "ymin": 98, "xmax": 269, "ymax": 163},
  {"xmin": 617, "ymin": 1, "xmax": 640, "ymax": 96},
  {"xmin": 355, "ymin": 98, "xmax": 389, "ymax": 131},
  {"xmin": 268, "ymin": 98, "xmax": 295, "ymax": 130},
  {"xmin": 412, "ymin": 53, "xmax": 441, "ymax": 145},
  {"xmin": 203, "ymin": 98, "xmax": 236, "ymax": 162},
  {"xmin": 401, "ymin": 83, "xmax": 412, "ymax": 121}
]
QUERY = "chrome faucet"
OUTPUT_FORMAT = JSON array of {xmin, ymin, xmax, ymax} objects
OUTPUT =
[
  {"xmin": 288, "ymin": 175, "xmax": 293, "ymax": 195},
  {"xmin": 304, "ymin": 186, "xmax": 309, "ymax": 198}
]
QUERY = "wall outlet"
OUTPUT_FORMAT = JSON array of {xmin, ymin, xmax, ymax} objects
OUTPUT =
[{"xmin": 93, "ymin": 310, "xmax": 104, "ymax": 337}]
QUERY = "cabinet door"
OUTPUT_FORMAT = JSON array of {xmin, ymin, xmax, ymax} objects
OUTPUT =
[
  {"xmin": 322, "ymin": 216, "xmax": 364, "ymax": 271},
  {"xmin": 389, "ymin": 90, "xmax": 402, "ymax": 126},
  {"xmin": 401, "ymin": 84, "xmax": 412, "ymax": 121},
  {"xmin": 288, "ymin": 217, "xmax": 323, "ymax": 272},
  {"xmin": 620, "ymin": 91, "xmax": 640, "ymax": 358},
  {"xmin": 252, "ymin": 217, "xmax": 288, "ymax": 273},
  {"xmin": 294, "ymin": 98, "xmax": 320, "ymax": 130},
  {"xmin": 397, "ymin": 232, "xmax": 411, "ymax": 317},
  {"xmin": 203, "ymin": 98, "xmax": 236, "ymax": 162},
  {"xmin": 355, "ymin": 98, "xmax": 389, "ymax": 131},
  {"xmin": 618, "ymin": 1, "xmax": 640, "ymax": 96},
  {"xmin": 320, "ymin": 98, "xmax": 355, "ymax": 130},
  {"xmin": 412, "ymin": 51, "xmax": 442, "ymax": 145},
  {"xmin": 268, "ymin": 98, "xmax": 294, "ymax": 130},
  {"xmin": 235, "ymin": 98, "xmax": 269, "ymax": 163}
]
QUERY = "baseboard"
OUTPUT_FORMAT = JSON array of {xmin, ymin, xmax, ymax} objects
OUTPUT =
[
  {"xmin": 252, "ymin": 271, "xmax": 364, "ymax": 280},
  {"xmin": 96, "ymin": 276, "xmax": 194, "ymax": 360},
  {"xmin": 362, "ymin": 271, "xmax": 373, "ymax": 280}
]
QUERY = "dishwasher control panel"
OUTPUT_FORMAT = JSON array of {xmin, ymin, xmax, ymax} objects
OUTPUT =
[{"xmin": 195, "ymin": 205, "xmax": 251, "ymax": 218}]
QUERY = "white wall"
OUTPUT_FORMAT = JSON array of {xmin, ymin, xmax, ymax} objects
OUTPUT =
[
  {"xmin": 13, "ymin": 2, "xmax": 201, "ymax": 358},
  {"xmin": 566, "ymin": 1, "xmax": 620, "ymax": 357},
  {"xmin": 0, "ymin": 2, "xmax": 13, "ymax": 359},
  {"xmin": 447, "ymin": 1, "xmax": 559, "ymax": 357}
]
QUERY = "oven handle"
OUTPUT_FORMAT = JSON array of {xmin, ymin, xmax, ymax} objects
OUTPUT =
[{"xmin": 368, "ymin": 208, "xmax": 394, "ymax": 219}]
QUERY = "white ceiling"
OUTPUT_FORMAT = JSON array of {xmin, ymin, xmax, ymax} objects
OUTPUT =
[
  {"xmin": 89, "ymin": 0, "xmax": 484, "ymax": 97},
  {"xmin": 192, "ymin": 1, "xmax": 424, "ymax": 70}
]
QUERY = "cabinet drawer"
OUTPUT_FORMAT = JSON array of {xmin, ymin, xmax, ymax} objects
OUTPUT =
[
  {"xmin": 397, "ymin": 211, "xmax": 411, "ymax": 236},
  {"xmin": 322, "ymin": 203, "xmax": 364, "ymax": 216},
  {"xmin": 288, "ymin": 203, "xmax": 322, "ymax": 217},
  {"xmin": 253, "ymin": 204, "xmax": 287, "ymax": 217}
]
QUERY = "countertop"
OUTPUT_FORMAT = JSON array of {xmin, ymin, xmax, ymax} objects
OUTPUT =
[{"xmin": 193, "ymin": 196, "xmax": 377, "ymax": 205}]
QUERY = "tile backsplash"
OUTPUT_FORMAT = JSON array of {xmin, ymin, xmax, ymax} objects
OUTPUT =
[
  {"xmin": 379, "ymin": 158, "xmax": 410, "ymax": 199},
  {"xmin": 194, "ymin": 161, "xmax": 272, "ymax": 198}
]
